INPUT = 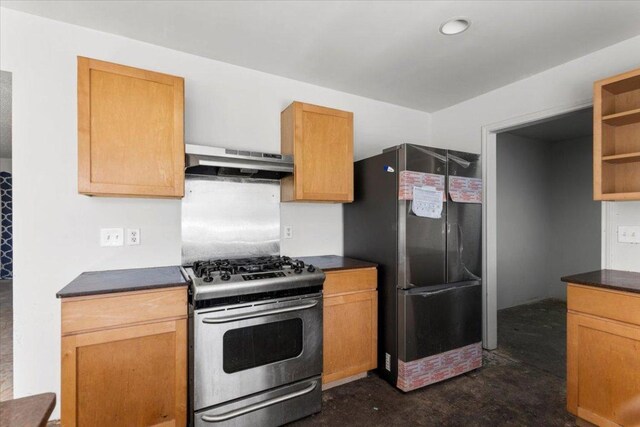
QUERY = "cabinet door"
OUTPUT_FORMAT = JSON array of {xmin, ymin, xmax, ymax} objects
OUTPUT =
[
  {"xmin": 567, "ymin": 312, "xmax": 640, "ymax": 426},
  {"xmin": 78, "ymin": 57, "xmax": 184, "ymax": 198},
  {"xmin": 323, "ymin": 290, "xmax": 377, "ymax": 384},
  {"xmin": 61, "ymin": 319, "xmax": 187, "ymax": 427},
  {"xmin": 282, "ymin": 102, "xmax": 353, "ymax": 202}
]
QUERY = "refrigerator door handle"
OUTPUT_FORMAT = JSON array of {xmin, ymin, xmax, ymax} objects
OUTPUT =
[{"xmin": 408, "ymin": 281, "xmax": 480, "ymax": 297}]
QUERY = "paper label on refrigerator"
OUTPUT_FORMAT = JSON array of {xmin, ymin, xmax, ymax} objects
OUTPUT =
[
  {"xmin": 399, "ymin": 171, "xmax": 445, "ymax": 200},
  {"xmin": 449, "ymin": 176, "xmax": 482, "ymax": 203},
  {"xmin": 412, "ymin": 186, "xmax": 443, "ymax": 219}
]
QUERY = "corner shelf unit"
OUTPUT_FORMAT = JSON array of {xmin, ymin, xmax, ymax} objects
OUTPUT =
[{"xmin": 594, "ymin": 67, "xmax": 640, "ymax": 201}]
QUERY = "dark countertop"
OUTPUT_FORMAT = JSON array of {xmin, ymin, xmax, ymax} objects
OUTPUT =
[
  {"xmin": 57, "ymin": 266, "xmax": 188, "ymax": 298},
  {"xmin": 561, "ymin": 269, "xmax": 640, "ymax": 294},
  {"xmin": 297, "ymin": 255, "xmax": 377, "ymax": 272},
  {"xmin": 0, "ymin": 392, "xmax": 56, "ymax": 427}
]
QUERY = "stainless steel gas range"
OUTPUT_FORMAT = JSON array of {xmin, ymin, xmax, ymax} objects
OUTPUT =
[{"xmin": 186, "ymin": 255, "xmax": 325, "ymax": 427}]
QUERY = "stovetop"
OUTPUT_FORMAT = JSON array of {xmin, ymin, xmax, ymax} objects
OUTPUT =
[
  {"xmin": 186, "ymin": 255, "xmax": 325, "ymax": 303},
  {"xmin": 192, "ymin": 256, "xmax": 313, "ymax": 280}
]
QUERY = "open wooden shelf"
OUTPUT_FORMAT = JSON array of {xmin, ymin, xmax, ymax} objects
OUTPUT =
[
  {"xmin": 602, "ymin": 152, "xmax": 640, "ymax": 164},
  {"xmin": 594, "ymin": 67, "xmax": 640, "ymax": 201},
  {"xmin": 602, "ymin": 108, "xmax": 640, "ymax": 126},
  {"xmin": 601, "ymin": 73, "xmax": 640, "ymax": 115}
]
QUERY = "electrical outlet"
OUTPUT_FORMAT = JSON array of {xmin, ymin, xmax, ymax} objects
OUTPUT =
[
  {"xmin": 100, "ymin": 228, "xmax": 123, "ymax": 247},
  {"xmin": 126, "ymin": 228, "xmax": 141, "ymax": 245},
  {"xmin": 284, "ymin": 226, "xmax": 293, "ymax": 239},
  {"xmin": 618, "ymin": 226, "xmax": 640, "ymax": 244}
]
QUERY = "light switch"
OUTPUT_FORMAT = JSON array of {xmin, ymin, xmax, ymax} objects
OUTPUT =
[
  {"xmin": 618, "ymin": 226, "xmax": 640, "ymax": 244},
  {"xmin": 100, "ymin": 228, "xmax": 124, "ymax": 247}
]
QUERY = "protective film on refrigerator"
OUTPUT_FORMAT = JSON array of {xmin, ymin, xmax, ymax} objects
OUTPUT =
[
  {"xmin": 449, "ymin": 176, "xmax": 482, "ymax": 204},
  {"xmin": 399, "ymin": 170, "xmax": 445, "ymax": 200}
]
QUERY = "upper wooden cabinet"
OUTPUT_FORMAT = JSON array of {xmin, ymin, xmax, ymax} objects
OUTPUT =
[
  {"xmin": 593, "ymin": 67, "xmax": 640, "ymax": 200},
  {"xmin": 78, "ymin": 57, "xmax": 185, "ymax": 198},
  {"xmin": 281, "ymin": 102, "xmax": 354, "ymax": 202}
]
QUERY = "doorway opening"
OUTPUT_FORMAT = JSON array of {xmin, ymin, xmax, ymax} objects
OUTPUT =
[
  {"xmin": 1, "ymin": 69, "xmax": 13, "ymax": 401},
  {"xmin": 493, "ymin": 107, "xmax": 601, "ymax": 377}
]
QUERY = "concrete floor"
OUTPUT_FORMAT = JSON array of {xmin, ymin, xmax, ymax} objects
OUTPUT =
[
  {"xmin": 292, "ymin": 299, "xmax": 575, "ymax": 427},
  {"xmin": 497, "ymin": 298, "xmax": 567, "ymax": 380},
  {"xmin": 0, "ymin": 280, "xmax": 12, "ymax": 402}
]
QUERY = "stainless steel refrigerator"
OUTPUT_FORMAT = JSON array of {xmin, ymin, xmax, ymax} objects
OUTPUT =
[{"xmin": 344, "ymin": 144, "xmax": 482, "ymax": 392}]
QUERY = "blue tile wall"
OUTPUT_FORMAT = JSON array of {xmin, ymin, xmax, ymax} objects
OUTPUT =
[{"xmin": 1, "ymin": 171, "xmax": 12, "ymax": 279}]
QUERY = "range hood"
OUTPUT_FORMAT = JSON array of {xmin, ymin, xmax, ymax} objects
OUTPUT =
[{"xmin": 185, "ymin": 144, "xmax": 293, "ymax": 180}]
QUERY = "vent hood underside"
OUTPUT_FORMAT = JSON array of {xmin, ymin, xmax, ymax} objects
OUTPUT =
[{"xmin": 185, "ymin": 144, "xmax": 293, "ymax": 180}]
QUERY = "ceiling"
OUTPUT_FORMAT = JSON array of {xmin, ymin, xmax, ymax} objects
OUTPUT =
[
  {"xmin": 0, "ymin": 71, "xmax": 11, "ymax": 158},
  {"xmin": 2, "ymin": 1, "xmax": 640, "ymax": 112},
  {"xmin": 508, "ymin": 107, "xmax": 593, "ymax": 143}
]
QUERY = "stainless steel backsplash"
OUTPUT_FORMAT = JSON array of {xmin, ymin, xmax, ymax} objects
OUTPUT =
[{"xmin": 181, "ymin": 175, "xmax": 280, "ymax": 265}]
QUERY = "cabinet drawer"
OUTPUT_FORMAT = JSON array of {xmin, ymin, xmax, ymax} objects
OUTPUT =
[
  {"xmin": 62, "ymin": 287, "xmax": 187, "ymax": 335},
  {"xmin": 323, "ymin": 268, "xmax": 377, "ymax": 296},
  {"xmin": 567, "ymin": 283, "xmax": 640, "ymax": 326}
]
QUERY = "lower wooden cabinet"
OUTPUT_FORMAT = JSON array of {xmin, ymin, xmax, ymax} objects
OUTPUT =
[
  {"xmin": 61, "ymin": 287, "xmax": 187, "ymax": 427},
  {"xmin": 323, "ymin": 267, "xmax": 377, "ymax": 387},
  {"xmin": 566, "ymin": 284, "xmax": 640, "ymax": 427}
]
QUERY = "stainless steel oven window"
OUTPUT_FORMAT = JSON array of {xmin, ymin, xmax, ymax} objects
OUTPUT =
[{"xmin": 222, "ymin": 318, "xmax": 304, "ymax": 373}]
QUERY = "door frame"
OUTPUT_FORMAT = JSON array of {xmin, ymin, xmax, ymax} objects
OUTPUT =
[{"xmin": 480, "ymin": 97, "xmax": 604, "ymax": 349}]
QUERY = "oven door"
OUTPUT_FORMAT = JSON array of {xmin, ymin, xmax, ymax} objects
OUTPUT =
[{"xmin": 194, "ymin": 294, "xmax": 323, "ymax": 410}]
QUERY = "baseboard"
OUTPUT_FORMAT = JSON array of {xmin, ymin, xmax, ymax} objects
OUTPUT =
[{"xmin": 322, "ymin": 372, "xmax": 368, "ymax": 391}]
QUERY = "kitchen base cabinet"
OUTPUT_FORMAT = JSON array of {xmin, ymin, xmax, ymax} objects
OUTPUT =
[
  {"xmin": 60, "ymin": 287, "xmax": 187, "ymax": 427},
  {"xmin": 322, "ymin": 267, "xmax": 377, "ymax": 387},
  {"xmin": 566, "ymin": 283, "xmax": 640, "ymax": 427}
]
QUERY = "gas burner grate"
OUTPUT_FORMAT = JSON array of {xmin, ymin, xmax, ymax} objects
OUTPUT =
[{"xmin": 191, "ymin": 255, "xmax": 306, "ymax": 280}]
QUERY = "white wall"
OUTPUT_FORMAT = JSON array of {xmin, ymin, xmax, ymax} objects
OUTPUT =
[
  {"xmin": 496, "ymin": 134, "xmax": 602, "ymax": 310},
  {"xmin": 548, "ymin": 136, "xmax": 601, "ymax": 299},
  {"xmin": 496, "ymin": 134, "xmax": 552, "ymax": 309},
  {"xmin": 0, "ymin": 158, "xmax": 10, "ymax": 173},
  {"xmin": 0, "ymin": 8, "xmax": 431, "ymax": 417},
  {"xmin": 432, "ymin": 35, "xmax": 640, "ymax": 273},
  {"xmin": 607, "ymin": 201, "xmax": 640, "ymax": 270}
]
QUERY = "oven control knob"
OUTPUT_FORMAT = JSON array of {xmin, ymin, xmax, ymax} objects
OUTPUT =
[
  {"xmin": 307, "ymin": 265, "xmax": 316, "ymax": 272},
  {"xmin": 294, "ymin": 267, "xmax": 303, "ymax": 274},
  {"xmin": 221, "ymin": 272, "xmax": 231, "ymax": 281}
]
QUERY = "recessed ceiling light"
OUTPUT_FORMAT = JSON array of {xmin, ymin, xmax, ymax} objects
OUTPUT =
[{"xmin": 439, "ymin": 18, "xmax": 471, "ymax": 36}]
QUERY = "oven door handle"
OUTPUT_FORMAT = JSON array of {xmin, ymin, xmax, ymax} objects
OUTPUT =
[
  {"xmin": 201, "ymin": 300, "xmax": 318, "ymax": 324},
  {"xmin": 201, "ymin": 380, "xmax": 318, "ymax": 423}
]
